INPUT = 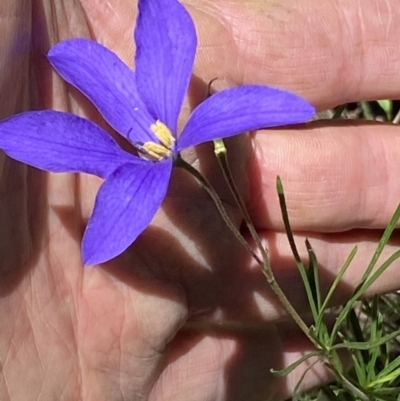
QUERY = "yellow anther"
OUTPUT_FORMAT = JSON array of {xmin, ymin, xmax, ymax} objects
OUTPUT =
[
  {"xmin": 150, "ymin": 120, "xmax": 175, "ymax": 149},
  {"xmin": 137, "ymin": 120, "xmax": 174, "ymax": 161},
  {"xmin": 142, "ymin": 142, "xmax": 172, "ymax": 161}
]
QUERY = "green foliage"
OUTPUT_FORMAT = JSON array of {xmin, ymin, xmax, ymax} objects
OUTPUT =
[
  {"xmin": 210, "ymin": 105, "xmax": 400, "ymax": 400},
  {"xmin": 376, "ymin": 100, "xmax": 393, "ymax": 121},
  {"xmin": 277, "ymin": 179, "xmax": 400, "ymax": 401}
]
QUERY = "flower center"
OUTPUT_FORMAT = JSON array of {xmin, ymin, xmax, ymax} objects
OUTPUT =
[{"xmin": 138, "ymin": 120, "xmax": 175, "ymax": 161}]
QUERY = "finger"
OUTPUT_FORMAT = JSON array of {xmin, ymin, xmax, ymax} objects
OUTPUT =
[
  {"xmin": 152, "ymin": 322, "xmax": 337, "ymax": 401},
  {"xmin": 275, "ymin": 321, "xmax": 346, "ymax": 400},
  {"xmin": 150, "ymin": 324, "xmax": 284, "ymax": 401},
  {"xmin": 172, "ymin": 228, "xmax": 400, "ymax": 324},
  {"xmin": 262, "ymin": 229, "xmax": 400, "ymax": 309},
  {"xmin": 247, "ymin": 120, "xmax": 400, "ymax": 232},
  {"xmin": 77, "ymin": 0, "xmax": 400, "ymax": 109},
  {"xmin": 192, "ymin": 0, "xmax": 400, "ymax": 108}
]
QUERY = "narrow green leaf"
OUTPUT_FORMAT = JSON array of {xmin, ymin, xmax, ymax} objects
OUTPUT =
[
  {"xmin": 360, "ymin": 203, "xmax": 400, "ymax": 284},
  {"xmin": 360, "ymin": 101, "xmax": 374, "ymax": 120},
  {"xmin": 348, "ymin": 309, "xmax": 369, "ymax": 366},
  {"xmin": 377, "ymin": 99, "xmax": 393, "ymax": 120},
  {"xmin": 332, "ymin": 104, "xmax": 348, "ymax": 119},
  {"xmin": 332, "ymin": 328, "xmax": 400, "ymax": 351},
  {"xmin": 276, "ymin": 177, "xmax": 319, "ymax": 321},
  {"xmin": 271, "ymin": 351, "xmax": 321, "ymax": 377},
  {"xmin": 318, "ymin": 246, "xmax": 357, "ymax": 342},
  {"xmin": 367, "ymin": 297, "xmax": 383, "ymax": 382},
  {"xmin": 331, "ymin": 204, "xmax": 400, "ymax": 340},
  {"xmin": 373, "ymin": 356, "xmax": 400, "ymax": 384},
  {"xmin": 306, "ymin": 239, "xmax": 322, "ymax": 312}
]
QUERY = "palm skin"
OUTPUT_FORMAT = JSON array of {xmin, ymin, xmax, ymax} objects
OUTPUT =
[{"xmin": 1, "ymin": 1, "xmax": 400, "ymax": 400}]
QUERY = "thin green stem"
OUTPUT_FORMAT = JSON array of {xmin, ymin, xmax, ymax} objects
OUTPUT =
[
  {"xmin": 174, "ymin": 155, "xmax": 262, "ymax": 266},
  {"xmin": 360, "ymin": 101, "xmax": 374, "ymax": 120},
  {"xmin": 332, "ymin": 104, "xmax": 347, "ymax": 119},
  {"xmin": 212, "ymin": 140, "xmax": 315, "ymax": 344},
  {"xmin": 260, "ymin": 269, "xmax": 315, "ymax": 344},
  {"xmin": 213, "ymin": 139, "xmax": 269, "ymax": 268}
]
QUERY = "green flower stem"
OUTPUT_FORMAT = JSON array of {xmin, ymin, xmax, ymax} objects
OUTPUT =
[
  {"xmin": 174, "ymin": 155, "xmax": 263, "ymax": 266},
  {"xmin": 212, "ymin": 139, "xmax": 314, "ymax": 344},
  {"xmin": 213, "ymin": 139, "xmax": 270, "ymax": 267},
  {"xmin": 332, "ymin": 104, "xmax": 347, "ymax": 119},
  {"xmin": 360, "ymin": 101, "xmax": 374, "ymax": 120}
]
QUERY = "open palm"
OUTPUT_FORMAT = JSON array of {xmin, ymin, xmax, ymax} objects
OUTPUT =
[{"xmin": 1, "ymin": 1, "xmax": 400, "ymax": 400}]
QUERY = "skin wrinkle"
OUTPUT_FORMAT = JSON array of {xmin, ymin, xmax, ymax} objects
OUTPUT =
[
  {"xmin": 35, "ymin": 365, "xmax": 48, "ymax": 400},
  {"xmin": 377, "ymin": 133, "xmax": 393, "ymax": 221},
  {"xmin": 31, "ymin": 2, "xmax": 90, "ymax": 399},
  {"xmin": 181, "ymin": 4, "xmax": 243, "ymax": 90},
  {"xmin": 299, "ymin": 6, "xmax": 334, "ymax": 86},
  {"xmin": 150, "ymin": 336, "xmax": 229, "ymax": 400},
  {"xmin": 359, "ymin": 132, "xmax": 385, "ymax": 227},
  {"xmin": 79, "ymin": 0, "xmax": 136, "ymax": 59},
  {"xmin": 7, "ymin": 327, "xmax": 43, "ymax": 398},
  {"xmin": 358, "ymin": 0, "xmax": 400, "ymax": 96},
  {"xmin": 382, "ymin": 0, "xmax": 392, "ymax": 38},
  {"xmin": 352, "ymin": 127, "xmax": 396, "ymax": 227},
  {"xmin": 214, "ymin": 1, "xmax": 328, "ymax": 96},
  {"xmin": 78, "ymin": 264, "xmax": 167, "ymax": 396},
  {"xmin": 212, "ymin": 0, "xmax": 400, "ymax": 106},
  {"xmin": 39, "ymin": 298, "xmax": 76, "ymax": 355},
  {"xmin": 2, "ymin": 317, "xmax": 22, "ymax": 377},
  {"xmin": 27, "ymin": 283, "xmax": 76, "ymax": 398},
  {"xmin": 120, "ymin": 288, "xmax": 129, "ymax": 396},
  {"xmin": 0, "ymin": 376, "xmax": 11, "ymax": 401},
  {"xmin": 248, "ymin": 121, "xmax": 400, "ymax": 232},
  {"xmin": 333, "ymin": 1, "xmax": 363, "ymax": 102},
  {"xmin": 354, "ymin": 0, "xmax": 366, "ymax": 99}
]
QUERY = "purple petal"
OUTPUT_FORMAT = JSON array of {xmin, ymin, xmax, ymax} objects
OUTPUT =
[
  {"xmin": 82, "ymin": 159, "xmax": 172, "ymax": 265},
  {"xmin": 0, "ymin": 110, "xmax": 137, "ymax": 178},
  {"xmin": 177, "ymin": 85, "xmax": 315, "ymax": 150},
  {"xmin": 48, "ymin": 39, "xmax": 156, "ymax": 144},
  {"xmin": 134, "ymin": 0, "xmax": 197, "ymax": 133}
]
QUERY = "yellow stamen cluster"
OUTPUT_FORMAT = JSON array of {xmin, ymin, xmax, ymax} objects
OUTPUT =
[
  {"xmin": 141, "ymin": 142, "xmax": 172, "ymax": 160},
  {"xmin": 141, "ymin": 120, "xmax": 175, "ymax": 161},
  {"xmin": 151, "ymin": 120, "xmax": 175, "ymax": 149}
]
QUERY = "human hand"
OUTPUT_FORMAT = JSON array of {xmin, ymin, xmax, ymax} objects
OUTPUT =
[{"xmin": 1, "ymin": 1, "xmax": 400, "ymax": 400}]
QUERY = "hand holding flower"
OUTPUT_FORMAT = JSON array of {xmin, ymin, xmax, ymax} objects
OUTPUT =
[
  {"xmin": 0, "ymin": 0, "xmax": 313, "ymax": 265},
  {"xmin": 0, "ymin": 1, "xmax": 399, "ymax": 400}
]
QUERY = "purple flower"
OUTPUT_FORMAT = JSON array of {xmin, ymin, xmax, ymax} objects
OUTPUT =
[{"xmin": 0, "ymin": 0, "xmax": 314, "ymax": 265}]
